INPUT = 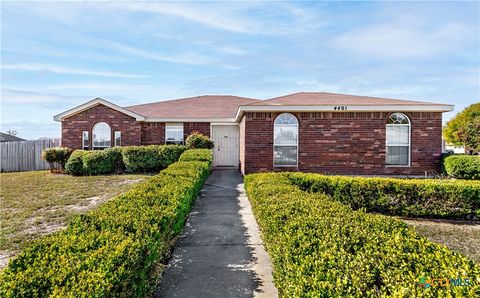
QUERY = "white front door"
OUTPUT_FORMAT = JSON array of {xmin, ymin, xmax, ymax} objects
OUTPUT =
[{"xmin": 212, "ymin": 125, "xmax": 239, "ymax": 167}]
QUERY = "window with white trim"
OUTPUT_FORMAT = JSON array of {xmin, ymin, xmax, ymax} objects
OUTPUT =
[
  {"xmin": 274, "ymin": 113, "xmax": 298, "ymax": 166},
  {"xmin": 114, "ymin": 131, "xmax": 121, "ymax": 147},
  {"xmin": 165, "ymin": 123, "xmax": 184, "ymax": 145},
  {"xmin": 92, "ymin": 122, "xmax": 111, "ymax": 150},
  {"xmin": 386, "ymin": 113, "xmax": 410, "ymax": 166},
  {"xmin": 82, "ymin": 131, "xmax": 89, "ymax": 150}
]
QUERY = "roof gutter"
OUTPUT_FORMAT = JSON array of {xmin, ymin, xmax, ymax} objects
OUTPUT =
[{"xmin": 234, "ymin": 104, "xmax": 454, "ymax": 122}]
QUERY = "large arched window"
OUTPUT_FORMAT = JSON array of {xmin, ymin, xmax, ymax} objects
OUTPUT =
[
  {"xmin": 386, "ymin": 113, "xmax": 410, "ymax": 166},
  {"xmin": 92, "ymin": 122, "xmax": 111, "ymax": 150},
  {"xmin": 274, "ymin": 113, "xmax": 298, "ymax": 166}
]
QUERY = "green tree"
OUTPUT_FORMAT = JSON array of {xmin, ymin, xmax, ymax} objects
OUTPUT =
[{"xmin": 443, "ymin": 103, "xmax": 480, "ymax": 151}]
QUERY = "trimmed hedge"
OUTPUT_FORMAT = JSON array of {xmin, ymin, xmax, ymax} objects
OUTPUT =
[
  {"xmin": 82, "ymin": 150, "xmax": 115, "ymax": 175},
  {"xmin": 289, "ymin": 173, "xmax": 480, "ymax": 218},
  {"xmin": 245, "ymin": 173, "xmax": 480, "ymax": 297},
  {"xmin": 64, "ymin": 150, "xmax": 88, "ymax": 175},
  {"xmin": 0, "ymin": 149, "xmax": 212, "ymax": 297},
  {"xmin": 42, "ymin": 147, "xmax": 73, "ymax": 173},
  {"xmin": 122, "ymin": 145, "xmax": 186, "ymax": 173},
  {"xmin": 178, "ymin": 148, "xmax": 212, "ymax": 163},
  {"xmin": 444, "ymin": 155, "xmax": 480, "ymax": 180},
  {"xmin": 64, "ymin": 145, "xmax": 184, "ymax": 176},
  {"xmin": 104, "ymin": 147, "xmax": 125, "ymax": 174}
]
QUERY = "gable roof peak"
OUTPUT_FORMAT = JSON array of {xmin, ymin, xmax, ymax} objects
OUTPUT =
[{"xmin": 53, "ymin": 97, "xmax": 145, "ymax": 122}]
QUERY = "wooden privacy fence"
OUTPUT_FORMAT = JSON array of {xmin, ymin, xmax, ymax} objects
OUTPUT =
[{"xmin": 0, "ymin": 139, "xmax": 56, "ymax": 172}]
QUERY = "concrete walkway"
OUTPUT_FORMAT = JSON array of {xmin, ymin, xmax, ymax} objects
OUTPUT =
[{"xmin": 156, "ymin": 170, "xmax": 277, "ymax": 298}]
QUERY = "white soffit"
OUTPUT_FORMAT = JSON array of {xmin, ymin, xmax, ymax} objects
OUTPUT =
[{"xmin": 234, "ymin": 104, "xmax": 454, "ymax": 121}]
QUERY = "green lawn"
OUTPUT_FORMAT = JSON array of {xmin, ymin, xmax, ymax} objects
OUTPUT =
[
  {"xmin": 0, "ymin": 171, "xmax": 149, "ymax": 266},
  {"xmin": 402, "ymin": 218, "xmax": 480, "ymax": 263}
]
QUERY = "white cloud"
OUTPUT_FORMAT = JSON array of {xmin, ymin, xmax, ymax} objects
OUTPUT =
[
  {"xmin": 113, "ymin": 2, "xmax": 257, "ymax": 34},
  {"xmin": 219, "ymin": 46, "xmax": 249, "ymax": 56},
  {"xmin": 104, "ymin": 41, "xmax": 212, "ymax": 65},
  {"xmin": 331, "ymin": 22, "xmax": 470, "ymax": 59},
  {"xmin": 1, "ymin": 88, "xmax": 82, "ymax": 105},
  {"xmin": 1, "ymin": 63, "xmax": 146, "ymax": 78}
]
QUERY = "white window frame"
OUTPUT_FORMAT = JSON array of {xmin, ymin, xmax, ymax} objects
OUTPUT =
[
  {"xmin": 114, "ymin": 131, "xmax": 121, "ymax": 147},
  {"xmin": 385, "ymin": 113, "xmax": 411, "ymax": 167},
  {"xmin": 273, "ymin": 113, "xmax": 299, "ymax": 167},
  {"xmin": 92, "ymin": 122, "xmax": 112, "ymax": 150},
  {"xmin": 165, "ymin": 123, "xmax": 184, "ymax": 145},
  {"xmin": 82, "ymin": 131, "xmax": 89, "ymax": 150}
]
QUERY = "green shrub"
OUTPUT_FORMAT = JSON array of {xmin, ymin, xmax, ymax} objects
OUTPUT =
[
  {"xmin": 104, "ymin": 147, "xmax": 125, "ymax": 173},
  {"xmin": 178, "ymin": 149, "xmax": 213, "ymax": 165},
  {"xmin": 0, "ymin": 149, "xmax": 213, "ymax": 297},
  {"xmin": 64, "ymin": 145, "xmax": 183, "ymax": 176},
  {"xmin": 185, "ymin": 131, "xmax": 214, "ymax": 149},
  {"xmin": 444, "ymin": 155, "xmax": 480, "ymax": 180},
  {"xmin": 65, "ymin": 150, "xmax": 88, "ymax": 176},
  {"xmin": 440, "ymin": 152, "xmax": 454, "ymax": 175},
  {"xmin": 245, "ymin": 173, "xmax": 480, "ymax": 297},
  {"xmin": 288, "ymin": 173, "xmax": 480, "ymax": 218},
  {"xmin": 82, "ymin": 151, "xmax": 114, "ymax": 175},
  {"xmin": 65, "ymin": 150, "xmax": 116, "ymax": 176},
  {"xmin": 42, "ymin": 147, "xmax": 73, "ymax": 173},
  {"xmin": 122, "ymin": 145, "xmax": 186, "ymax": 173}
]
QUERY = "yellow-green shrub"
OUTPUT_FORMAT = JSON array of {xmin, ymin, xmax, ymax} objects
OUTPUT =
[
  {"xmin": 289, "ymin": 173, "xmax": 480, "ymax": 218},
  {"xmin": 245, "ymin": 173, "xmax": 480, "ymax": 297},
  {"xmin": 178, "ymin": 149, "xmax": 212, "ymax": 165},
  {"xmin": 0, "ymin": 149, "xmax": 212, "ymax": 297}
]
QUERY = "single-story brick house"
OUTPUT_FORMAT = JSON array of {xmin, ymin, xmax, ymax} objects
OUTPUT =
[{"xmin": 54, "ymin": 92, "xmax": 453, "ymax": 176}]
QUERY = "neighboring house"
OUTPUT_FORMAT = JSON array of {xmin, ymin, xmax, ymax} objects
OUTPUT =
[
  {"xmin": 0, "ymin": 132, "xmax": 26, "ymax": 142},
  {"xmin": 54, "ymin": 92, "xmax": 453, "ymax": 176}
]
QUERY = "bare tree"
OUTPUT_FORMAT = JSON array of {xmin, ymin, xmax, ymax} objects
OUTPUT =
[{"xmin": 5, "ymin": 130, "xmax": 18, "ymax": 136}]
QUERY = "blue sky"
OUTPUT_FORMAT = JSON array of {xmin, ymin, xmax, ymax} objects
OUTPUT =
[{"xmin": 1, "ymin": 1, "xmax": 479, "ymax": 139}]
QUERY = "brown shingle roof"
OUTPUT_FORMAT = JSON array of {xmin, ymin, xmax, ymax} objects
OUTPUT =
[
  {"xmin": 250, "ymin": 92, "xmax": 447, "ymax": 106},
  {"xmin": 126, "ymin": 95, "xmax": 260, "ymax": 119}
]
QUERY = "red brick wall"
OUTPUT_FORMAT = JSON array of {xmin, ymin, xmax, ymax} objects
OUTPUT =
[
  {"xmin": 184, "ymin": 122, "xmax": 210, "ymax": 139},
  {"xmin": 240, "ymin": 116, "xmax": 246, "ymax": 174},
  {"xmin": 141, "ymin": 122, "xmax": 165, "ymax": 145},
  {"xmin": 62, "ymin": 108, "xmax": 212, "ymax": 148},
  {"xmin": 61, "ymin": 104, "xmax": 141, "ymax": 149},
  {"xmin": 241, "ymin": 111, "xmax": 443, "ymax": 176},
  {"xmin": 142, "ymin": 122, "xmax": 210, "ymax": 145}
]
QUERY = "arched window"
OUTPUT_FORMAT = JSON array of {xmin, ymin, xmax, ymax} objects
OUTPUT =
[
  {"xmin": 386, "ymin": 113, "xmax": 410, "ymax": 166},
  {"xmin": 92, "ymin": 122, "xmax": 111, "ymax": 150},
  {"xmin": 274, "ymin": 113, "xmax": 298, "ymax": 166}
]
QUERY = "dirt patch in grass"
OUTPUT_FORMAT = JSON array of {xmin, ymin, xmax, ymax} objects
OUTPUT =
[
  {"xmin": 0, "ymin": 171, "xmax": 149, "ymax": 269},
  {"xmin": 401, "ymin": 218, "xmax": 480, "ymax": 263}
]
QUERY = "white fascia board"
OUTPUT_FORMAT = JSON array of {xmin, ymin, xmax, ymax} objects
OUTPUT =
[
  {"xmin": 144, "ymin": 117, "xmax": 236, "ymax": 123},
  {"xmin": 234, "ymin": 104, "xmax": 454, "ymax": 121},
  {"xmin": 211, "ymin": 122, "xmax": 239, "ymax": 126},
  {"xmin": 53, "ymin": 98, "xmax": 145, "ymax": 121}
]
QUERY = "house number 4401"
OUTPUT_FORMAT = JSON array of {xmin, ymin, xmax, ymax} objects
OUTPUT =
[{"xmin": 333, "ymin": 106, "xmax": 348, "ymax": 110}]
